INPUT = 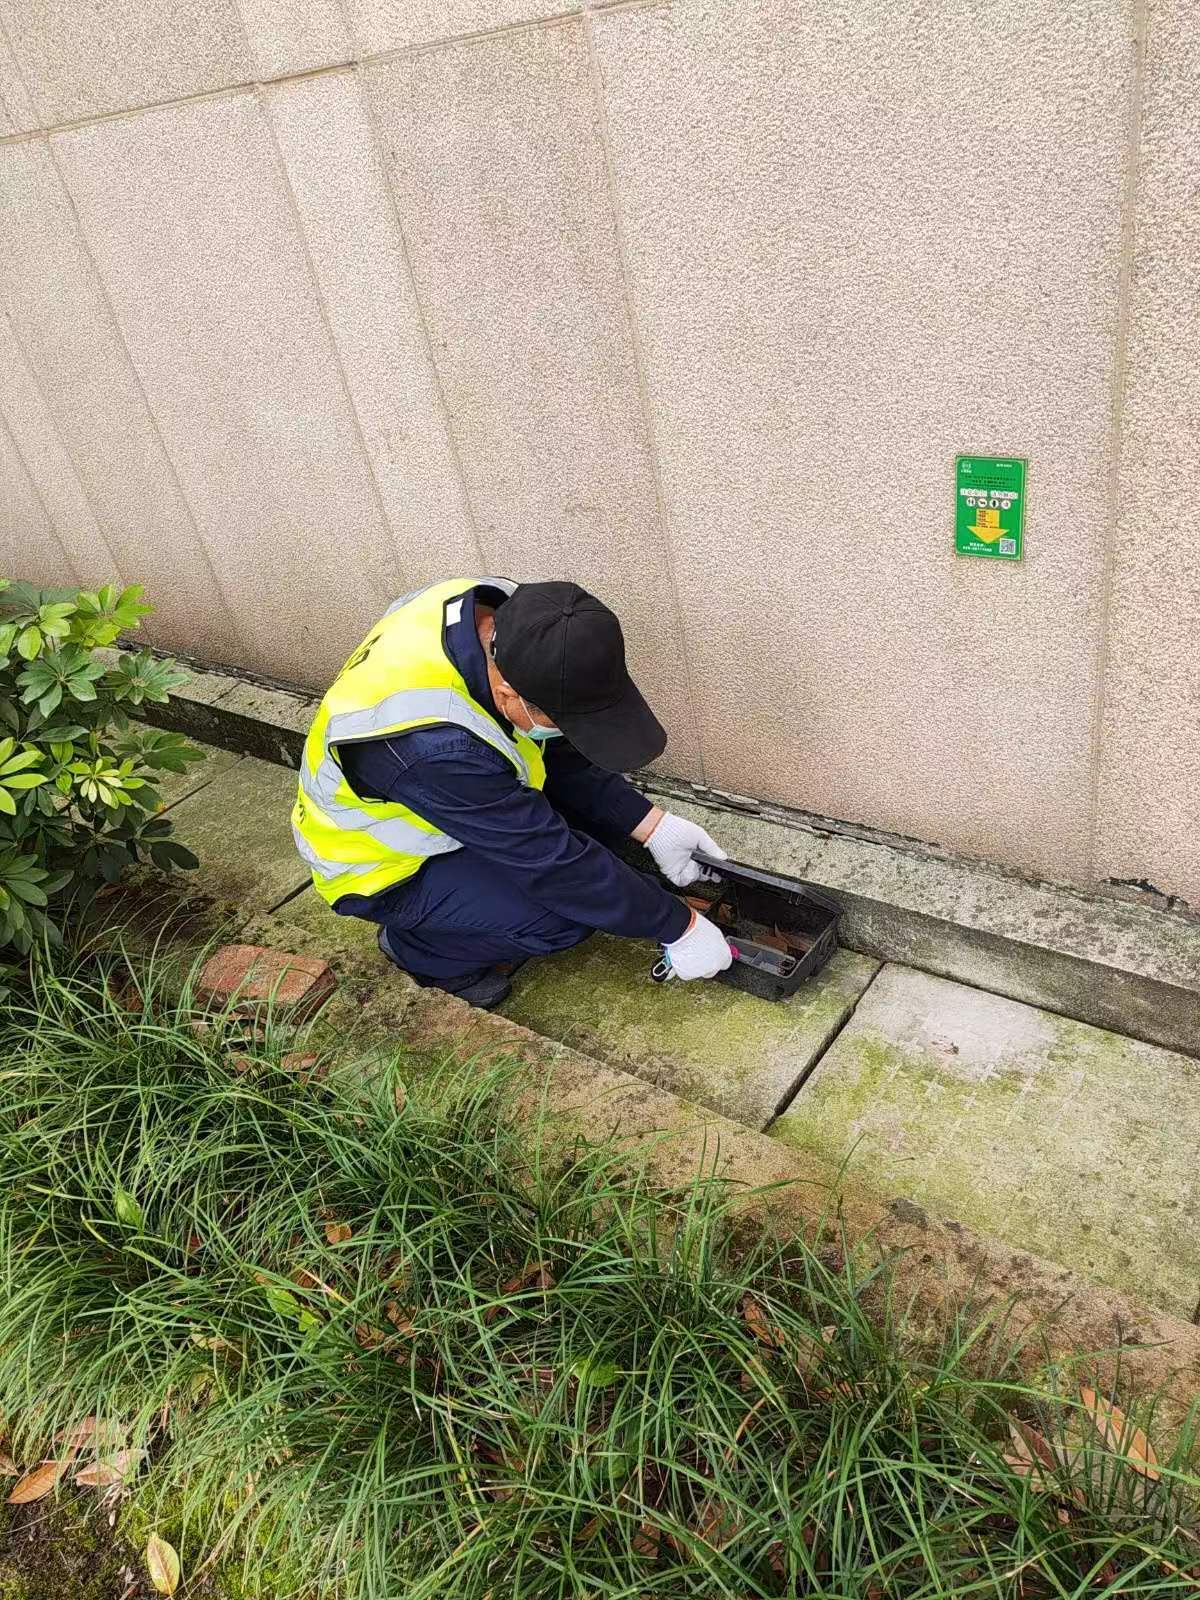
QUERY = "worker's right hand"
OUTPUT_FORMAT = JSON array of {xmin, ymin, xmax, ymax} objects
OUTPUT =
[{"xmin": 663, "ymin": 911, "xmax": 734, "ymax": 981}]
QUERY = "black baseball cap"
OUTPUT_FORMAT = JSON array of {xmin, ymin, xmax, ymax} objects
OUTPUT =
[{"xmin": 492, "ymin": 582, "xmax": 666, "ymax": 772}]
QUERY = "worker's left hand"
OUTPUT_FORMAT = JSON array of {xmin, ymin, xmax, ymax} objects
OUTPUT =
[{"xmin": 645, "ymin": 811, "xmax": 728, "ymax": 887}]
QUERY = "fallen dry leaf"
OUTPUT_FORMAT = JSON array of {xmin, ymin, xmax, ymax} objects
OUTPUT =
[
  {"xmin": 485, "ymin": 1262, "xmax": 555, "ymax": 1324},
  {"xmin": 146, "ymin": 1532, "xmax": 181, "ymax": 1595},
  {"xmin": 694, "ymin": 1498, "xmax": 740, "ymax": 1549},
  {"xmin": 54, "ymin": 1418, "xmax": 99, "ymax": 1451},
  {"xmin": 632, "ymin": 1522, "xmax": 661, "ymax": 1558},
  {"xmin": 378, "ymin": 1250, "xmax": 409, "ymax": 1288},
  {"xmin": 384, "ymin": 1302, "xmax": 416, "ymax": 1334},
  {"xmin": 1004, "ymin": 1420, "xmax": 1089, "ymax": 1509},
  {"xmin": 741, "ymin": 1294, "xmax": 783, "ymax": 1348},
  {"xmin": 1079, "ymin": 1386, "xmax": 1160, "ymax": 1481},
  {"xmin": 1009, "ymin": 1418, "xmax": 1059, "ymax": 1478},
  {"xmin": 75, "ymin": 1450, "xmax": 144, "ymax": 1489},
  {"xmin": 0, "ymin": 1454, "xmax": 17, "ymax": 1477},
  {"xmin": 294, "ymin": 1267, "xmax": 349, "ymax": 1305},
  {"xmin": 7, "ymin": 1460, "xmax": 68, "ymax": 1504},
  {"xmin": 324, "ymin": 1221, "xmax": 352, "ymax": 1246}
]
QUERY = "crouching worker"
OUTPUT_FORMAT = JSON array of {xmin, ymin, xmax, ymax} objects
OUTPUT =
[{"xmin": 291, "ymin": 577, "xmax": 733, "ymax": 1010}]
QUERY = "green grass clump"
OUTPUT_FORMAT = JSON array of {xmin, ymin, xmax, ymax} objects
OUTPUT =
[{"xmin": 0, "ymin": 953, "xmax": 1197, "ymax": 1599}]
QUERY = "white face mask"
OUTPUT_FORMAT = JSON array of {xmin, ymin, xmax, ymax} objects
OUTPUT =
[{"xmin": 518, "ymin": 696, "xmax": 564, "ymax": 742}]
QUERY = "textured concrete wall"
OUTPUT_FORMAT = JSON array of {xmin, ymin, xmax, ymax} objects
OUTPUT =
[
  {"xmin": 1095, "ymin": 0, "xmax": 1200, "ymax": 903},
  {"xmin": 1, "ymin": 0, "xmax": 1196, "ymax": 901}
]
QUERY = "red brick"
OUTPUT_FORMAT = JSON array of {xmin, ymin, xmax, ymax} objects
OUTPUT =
[{"xmin": 197, "ymin": 944, "xmax": 336, "ymax": 1019}]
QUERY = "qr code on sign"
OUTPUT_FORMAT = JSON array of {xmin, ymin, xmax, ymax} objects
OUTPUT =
[{"xmin": 999, "ymin": 538, "xmax": 1016, "ymax": 555}]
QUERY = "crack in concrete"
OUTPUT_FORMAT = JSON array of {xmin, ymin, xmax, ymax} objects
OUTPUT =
[{"xmin": 760, "ymin": 959, "xmax": 885, "ymax": 1134}]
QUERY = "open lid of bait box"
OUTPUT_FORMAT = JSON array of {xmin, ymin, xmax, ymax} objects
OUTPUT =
[{"xmin": 687, "ymin": 851, "xmax": 842, "ymax": 1002}]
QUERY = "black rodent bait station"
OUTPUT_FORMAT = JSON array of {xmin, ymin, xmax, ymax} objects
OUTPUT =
[{"xmin": 655, "ymin": 850, "xmax": 842, "ymax": 1003}]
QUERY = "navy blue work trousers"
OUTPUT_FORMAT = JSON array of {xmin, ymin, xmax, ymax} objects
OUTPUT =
[{"xmin": 334, "ymin": 812, "xmax": 638, "ymax": 983}]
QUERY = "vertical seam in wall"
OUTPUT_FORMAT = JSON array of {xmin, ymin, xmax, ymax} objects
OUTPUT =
[
  {"xmin": 0, "ymin": 402, "xmax": 82, "ymax": 586},
  {"xmin": 0, "ymin": 6, "xmax": 42, "ymax": 130},
  {"xmin": 580, "ymin": 8, "xmax": 707, "ymax": 783},
  {"xmin": 330, "ymin": 0, "xmax": 358, "ymax": 63},
  {"xmin": 1085, "ymin": 0, "xmax": 1150, "ymax": 884},
  {"xmin": 352, "ymin": 61, "xmax": 490, "ymax": 571},
  {"xmin": 1, "ymin": 298, "xmax": 118, "ymax": 585},
  {"xmin": 41, "ymin": 136, "xmax": 255, "ymax": 663},
  {"xmin": 225, "ymin": 0, "xmax": 265, "ymax": 85},
  {"xmin": 255, "ymin": 81, "xmax": 407, "ymax": 596}
]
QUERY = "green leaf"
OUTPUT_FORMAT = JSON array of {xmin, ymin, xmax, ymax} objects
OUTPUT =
[
  {"xmin": 149, "ymin": 841, "xmax": 199, "ymax": 872},
  {"xmin": 263, "ymin": 1284, "xmax": 300, "ymax": 1319},
  {"xmin": 37, "ymin": 687, "xmax": 63, "ymax": 717},
  {"xmin": 571, "ymin": 1355, "xmax": 618, "ymax": 1389},
  {"xmin": 1, "ymin": 774, "xmax": 48, "ymax": 791},
  {"xmin": 16, "ymin": 626, "xmax": 42, "ymax": 660},
  {"xmin": 0, "ymin": 750, "xmax": 44, "ymax": 775},
  {"xmin": 69, "ymin": 679, "xmax": 98, "ymax": 703},
  {"xmin": 113, "ymin": 1188, "xmax": 143, "ymax": 1229},
  {"xmin": 6, "ymin": 878, "xmax": 47, "ymax": 907},
  {"xmin": 0, "ymin": 790, "xmax": 15, "ymax": 817}
]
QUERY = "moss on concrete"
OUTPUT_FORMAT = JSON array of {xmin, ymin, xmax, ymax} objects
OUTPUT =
[
  {"xmin": 0, "ymin": 1496, "xmax": 136, "ymax": 1600},
  {"xmin": 155, "ymin": 743, "xmax": 243, "ymax": 811},
  {"xmin": 501, "ymin": 934, "xmax": 879, "ymax": 1128},
  {"xmin": 772, "ymin": 965, "xmax": 1200, "ymax": 1320},
  {"xmin": 166, "ymin": 756, "xmax": 308, "ymax": 914}
]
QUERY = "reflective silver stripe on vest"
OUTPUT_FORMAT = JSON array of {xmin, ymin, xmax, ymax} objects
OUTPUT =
[
  {"xmin": 325, "ymin": 685, "xmax": 531, "ymax": 780},
  {"xmin": 298, "ymin": 580, "xmax": 525, "ymax": 887},
  {"xmin": 292, "ymin": 822, "xmax": 373, "ymax": 880},
  {"xmin": 299, "ymin": 760, "xmax": 463, "ymax": 854},
  {"xmin": 292, "ymin": 815, "xmax": 453, "ymax": 878}
]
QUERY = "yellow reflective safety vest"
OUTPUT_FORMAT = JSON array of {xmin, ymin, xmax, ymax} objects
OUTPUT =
[{"xmin": 291, "ymin": 578, "xmax": 548, "ymax": 905}]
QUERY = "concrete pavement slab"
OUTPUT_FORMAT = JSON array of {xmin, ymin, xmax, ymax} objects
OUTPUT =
[
  {"xmin": 154, "ymin": 744, "xmax": 243, "ymax": 810},
  {"xmin": 501, "ymin": 934, "xmax": 880, "ymax": 1128},
  {"xmin": 772, "ymin": 964, "xmax": 1200, "ymax": 1320},
  {"xmin": 166, "ymin": 754, "xmax": 308, "ymax": 913}
]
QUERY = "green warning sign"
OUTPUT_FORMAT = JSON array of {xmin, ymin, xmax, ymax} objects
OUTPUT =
[{"xmin": 955, "ymin": 454, "xmax": 1026, "ymax": 560}]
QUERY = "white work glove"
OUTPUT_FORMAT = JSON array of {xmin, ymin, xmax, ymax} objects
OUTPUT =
[
  {"xmin": 664, "ymin": 911, "xmax": 734, "ymax": 981},
  {"xmin": 646, "ymin": 811, "xmax": 728, "ymax": 888}
]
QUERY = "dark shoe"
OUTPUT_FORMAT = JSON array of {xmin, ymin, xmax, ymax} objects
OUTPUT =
[
  {"xmin": 438, "ymin": 969, "xmax": 513, "ymax": 1011},
  {"xmin": 377, "ymin": 927, "xmax": 513, "ymax": 1011}
]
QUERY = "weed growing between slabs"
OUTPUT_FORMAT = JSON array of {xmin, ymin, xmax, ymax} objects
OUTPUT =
[{"xmin": 0, "ymin": 952, "xmax": 1198, "ymax": 1599}]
